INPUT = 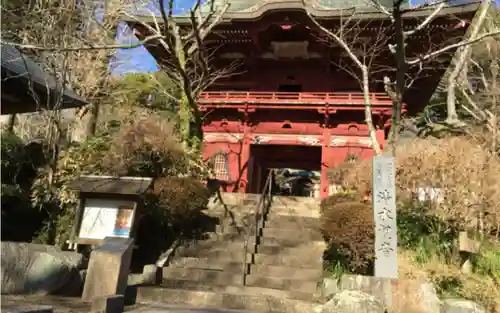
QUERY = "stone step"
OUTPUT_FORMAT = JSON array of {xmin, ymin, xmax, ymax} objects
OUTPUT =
[
  {"xmin": 178, "ymin": 241, "xmax": 324, "ymax": 261},
  {"xmin": 176, "ymin": 245, "xmax": 254, "ymax": 259},
  {"xmin": 264, "ymin": 216, "xmax": 321, "ymax": 229},
  {"xmin": 176, "ymin": 247, "xmax": 252, "ymax": 262},
  {"xmin": 249, "ymin": 264, "xmax": 323, "ymax": 280},
  {"xmin": 218, "ymin": 226, "xmax": 323, "ymax": 241},
  {"xmin": 167, "ymin": 257, "xmax": 246, "ymax": 271},
  {"xmin": 210, "ymin": 205, "xmax": 320, "ymax": 220},
  {"xmin": 162, "ymin": 269, "xmax": 245, "ymax": 286},
  {"xmin": 257, "ymin": 236, "xmax": 325, "ymax": 247},
  {"xmin": 136, "ymin": 286, "xmax": 317, "ymax": 313},
  {"xmin": 268, "ymin": 208, "xmax": 320, "ymax": 218},
  {"xmin": 215, "ymin": 224, "xmax": 263, "ymax": 236},
  {"xmin": 157, "ymin": 280, "xmax": 314, "ymax": 301},
  {"xmin": 272, "ymin": 195, "xmax": 320, "ymax": 205},
  {"xmin": 195, "ymin": 235, "xmax": 325, "ymax": 250},
  {"xmin": 246, "ymin": 275, "xmax": 318, "ymax": 294},
  {"xmin": 256, "ymin": 243, "xmax": 325, "ymax": 255},
  {"xmin": 252, "ymin": 253, "xmax": 323, "ymax": 268},
  {"xmin": 170, "ymin": 253, "xmax": 322, "ymax": 268},
  {"xmin": 208, "ymin": 206, "xmax": 257, "ymax": 216},
  {"xmin": 180, "ymin": 238, "xmax": 247, "ymax": 250},
  {"xmin": 164, "ymin": 263, "xmax": 322, "ymax": 281},
  {"xmin": 209, "ymin": 193, "xmax": 260, "ymax": 206},
  {"xmin": 262, "ymin": 227, "xmax": 324, "ymax": 241},
  {"xmin": 161, "ymin": 270, "xmax": 318, "ymax": 294}
]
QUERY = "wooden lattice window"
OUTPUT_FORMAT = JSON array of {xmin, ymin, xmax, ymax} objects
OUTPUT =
[{"xmin": 213, "ymin": 153, "xmax": 230, "ymax": 181}]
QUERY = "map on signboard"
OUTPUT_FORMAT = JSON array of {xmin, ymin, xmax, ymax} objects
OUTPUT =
[{"xmin": 79, "ymin": 199, "xmax": 135, "ymax": 240}]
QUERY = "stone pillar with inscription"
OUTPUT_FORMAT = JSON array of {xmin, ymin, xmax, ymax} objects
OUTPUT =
[{"xmin": 372, "ymin": 156, "xmax": 398, "ymax": 306}]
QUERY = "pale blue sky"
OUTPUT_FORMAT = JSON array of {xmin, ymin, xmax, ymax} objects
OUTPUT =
[
  {"xmin": 112, "ymin": 0, "xmax": 198, "ymax": 74},
  {"xmin": 111, "ymin": 0, "xmax": 497, "ymax": 75}
]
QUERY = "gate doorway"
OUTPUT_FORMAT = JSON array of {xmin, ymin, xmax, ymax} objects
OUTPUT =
[{"xmin": 247, "ymin": 144, "xmax": 322, "ymax": 197}]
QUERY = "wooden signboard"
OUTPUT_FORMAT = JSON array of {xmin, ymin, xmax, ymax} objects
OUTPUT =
[{"xmin": 69, "ymin": 175, "xmax": 153, "ymax": 247}]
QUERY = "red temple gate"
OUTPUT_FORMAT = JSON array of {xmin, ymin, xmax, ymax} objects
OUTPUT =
[{"xmin": 126, "ymin": 1, "xmax": 479, "ymax": 198}]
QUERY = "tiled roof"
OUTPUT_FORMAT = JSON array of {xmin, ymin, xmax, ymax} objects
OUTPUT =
[
  {"xmin": 124, "ymin": 0, "xmax": 476, "ymax": 23},
  {"xmin": 1, "ymin": 44, "xmax": 87, "ymax": 105},
  {"xmin": 179, "ymin": 0, "xmax": 405, "ymax": 15}
]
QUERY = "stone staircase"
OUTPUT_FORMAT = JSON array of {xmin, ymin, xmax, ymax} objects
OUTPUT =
[{"xmin": 134, "ymin": 193, "xmax": 325, "ymax": 313}]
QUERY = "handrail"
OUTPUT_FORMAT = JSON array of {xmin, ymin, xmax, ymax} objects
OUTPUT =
[
  {"xmin": 197, "ymin": 91, "xmax": 393, "ymax": 106},
  {"xmin": 242, "ymin": 169, "xmax": 274, "ymax": 286},
  {"xmin": 199, "ymin": 91, "xmax": 392, "ymax": 102}
]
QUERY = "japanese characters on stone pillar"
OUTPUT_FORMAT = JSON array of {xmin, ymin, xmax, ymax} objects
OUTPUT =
[{"xmin": 372, "ymin": 156, "xmax": 398, "ymax": 279}]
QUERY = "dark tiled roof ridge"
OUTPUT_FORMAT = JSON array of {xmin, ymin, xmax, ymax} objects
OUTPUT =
[{"xmin": 1, "ymin": 43, "xmax": 86, "ymax": 103}]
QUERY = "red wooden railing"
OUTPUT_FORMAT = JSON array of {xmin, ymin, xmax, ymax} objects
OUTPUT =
[{"xmin": 198, "ymin": 91, "xmax": 392, "ymax": 106}]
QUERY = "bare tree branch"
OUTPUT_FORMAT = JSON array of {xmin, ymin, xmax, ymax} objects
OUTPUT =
[
  {"xmin": 305, "ymin": 7, "xmax": 383, "ymax": 155},
  {"xmin": 408, "ymin": 30, "xmax": 500, "ymax": 66},
  {"xmin": 1, "ymin": 34, "xmax": 165, "ymax": 51},
  {"xmin": 403, "ymin": 3, "xmax": 445, "ymax": 37}
]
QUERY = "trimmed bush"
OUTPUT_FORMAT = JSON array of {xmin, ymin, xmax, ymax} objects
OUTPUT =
[
  {"xmin": 321, "ymin": 194, "xmax": 375, "ymax": 275},
  {"xmin": 153, "ymin": 176, "xmax": 210, "ymax": 218}
]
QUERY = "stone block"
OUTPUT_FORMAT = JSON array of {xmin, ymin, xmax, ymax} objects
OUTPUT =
[
  {"xmin": 1, "ymin": 242, "xmax": 86, "ymax": 295},
  {"xmin": 322, "ymin": 275, "xmax": 392, "ymax": 307},
  {"xmin": 318, "ymin": 290, "xmax": 385, "ymax": 313},
  {"xmin": 459, "ymin": 232, "xmax": 480, "ymax": 254},
  {"xmin": 82, "ymin": 237, "xmax": 134, "ymax": 302},
  {"xmin": 91, "ymin": 295, "xmax": 124, "ymax": 313},
  {"xmin": 441, "ymin": 299, "xmax": 485, "ymax": 313},
  {"xmin": 322, "ymin": 275, "xmax": 442, "ymax": 312}
]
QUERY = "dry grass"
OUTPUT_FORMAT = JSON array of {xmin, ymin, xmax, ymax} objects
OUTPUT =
[
  {"xmin": 393, "ymin": 250, "xmax": 500, "ymax": 313},
  {"xmin": 343, "ymin": 136, "xmax": 500, "ymax": 235}
]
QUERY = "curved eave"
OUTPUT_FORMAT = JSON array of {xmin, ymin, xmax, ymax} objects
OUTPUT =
[
  {"xmin": 1, "ymin": 69, "xmax": 88, "ymax": 115},
  {"xmin": 122, "ymin": 1, "xmax": 480, "ymax": 25}
]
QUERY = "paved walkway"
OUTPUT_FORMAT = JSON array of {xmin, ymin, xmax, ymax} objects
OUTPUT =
[{"xmin": 1, "ymin": 296, "xmax": 255, "ymax": 313}]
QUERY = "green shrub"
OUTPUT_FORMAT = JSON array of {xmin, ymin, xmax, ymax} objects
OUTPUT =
[
  {"xmin": 1, "ymin": 133, "xmax": 48, "ymax": 241},
  {"xmin": 473, "ymin": 245, "xmax": 500, "ymax": 280},
  {"xmin": 1, "ymin": 132, "xmax": 26, "ymax": 184},
  {"xmin": 397, "ymin": 200, "xmax": 458, "ymax": 264},
  {"xmin": 321, "ymin": 194, "xmax": 375, "ymax": 275}
]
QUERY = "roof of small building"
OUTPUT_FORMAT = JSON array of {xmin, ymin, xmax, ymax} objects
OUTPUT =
[
  {"xmin": 69, "ymin": 175, "xmax": 154, "ymax": 196},
  {"xmin": 1, "ymin": 44, "xmax": 87, "ymax": 113}
]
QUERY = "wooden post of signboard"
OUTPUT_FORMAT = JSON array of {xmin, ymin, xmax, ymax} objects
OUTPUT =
[{"xmin": 372, "ymin": 156, "xmax": 398, "ymax": 308}]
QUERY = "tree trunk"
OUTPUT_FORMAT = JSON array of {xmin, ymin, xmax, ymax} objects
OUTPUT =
[
  {"xmin": 179, "ymin": 94, "xmax": 192, "ymax": 148},
  {"xmin": 361, "ymin": 65, "xmax": 382, "ymax": 155},
  {"xmin": 84, "ymin": 103, "xmax": 99, "ymax": 138},
  {"xmin": 446, "ymin": 0, "xmax": 492, "ymax": 124},
  {"xmin": 386, "ymin": 6, "xmax": 406, "ymax": 156}
]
